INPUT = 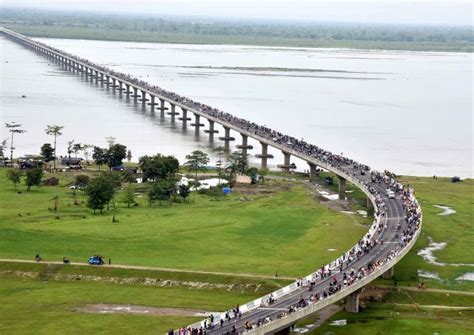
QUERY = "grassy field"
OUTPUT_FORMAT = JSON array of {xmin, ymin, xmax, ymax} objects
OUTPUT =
[
  {"xmin": 0, "ymin": 276, "xmax": 260, "ymax": 334},
  {"xmin": 0, "ymin": 168, "xmax": 368, "ymax": 277},
  {"xmin": 3, "ymin": 24, "xmax": 473, "ymax": 52},
  {"xmin": 379, "ymin": 176, "xmax": 474, "ymax": 292}
]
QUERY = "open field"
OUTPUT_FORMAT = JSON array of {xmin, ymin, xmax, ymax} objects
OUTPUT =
[
  {"xmin": 0, "ymin": 168, "xmax": 368, "ymax": 277},
  {"xmin": 378, "ymin": 176, "xmax": 474, "ymax": 291},
  {"xmin": 0, "ymin": 276, "xmax": 261, "ymax": 334},
  {"xmin": 2, "ymin": 23, "xmax": 473, "ymax": 52}
]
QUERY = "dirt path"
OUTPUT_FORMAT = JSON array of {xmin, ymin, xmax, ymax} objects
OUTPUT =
[
  {"xmin": 393, "ymin": 303, "xmax": 474, "ymax": 310},
  {"xmin": 374, "ymin": 284, "xmax": 474, "ymax": 296},
  {"xmin": 0, "ymin": 258, "xmax": 296, "ymax": 281},
  {"xmin": 76, "ymin": 304, "xmax": 217, "ymax": 317}
]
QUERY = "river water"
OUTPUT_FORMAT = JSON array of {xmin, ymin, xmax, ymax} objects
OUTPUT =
[{"xmin": 1, "ymin": 36, "xmax": 472, "ymax": 177}]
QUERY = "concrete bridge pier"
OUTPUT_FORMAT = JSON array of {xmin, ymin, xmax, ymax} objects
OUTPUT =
[
  {"xmin": 256, "ymin": 142, "xmax": 274, "ymax": 169},
  {"xmin": 118, "ymin": 81, "xmax": 123, "ymax": 95},
  {"xmin": 178, "ymin": 108, "xmax": 192, "ymax": 128},
  {"xmin": 274, "ymin": 325, "xmax": 295, "ymax": 335},
  {"xmin": 345, "ymin": 288, "xmax": 364, "ymax": 313},
  {"xmin": 100, "ymin": 73, "xmax": 105, "ymax": 85},
  {"xmin": 236, "ymin": 134, "xmax": 253, "ymax": 155},
  {"xmin": 112, "ymin": 78, "xmax": 117, "ymax": 92},
  {"xmin": 338, "ymin": 176, "xmax": 347, "ymax": 200},
  {"xmin": 125, "ymin": 84, "xmax": 130, "ymax": 96},
  {"xmin": 149, "ymin": 95, "xmax": 156, "ymax": 112},
  {"xmin": 106, "ymin": 76, "xmax": 110, "ymax": 88},
  {"xmin": 219, "ymin": 126, "xmax": 235, "ymax": 151},
  {"xmin": 141, "ymin": 90, "xmax": 149, "ymax": 105},
  {"xmin": 167, "ymin": 103, "xmax": 180, "ymax": 122},
  {"xmin": 277, "ymin": 151, "xmax": 292, "ymax": 171},
  {"xmin": 133, "ymin": 87, "xmax": 139, "ymax": 103},
  {"xmin": 158, "ymin": 99, "xmax": 168, "ymax": 117},
  {"xmin": 382, "ymin": 267, "xmax": 394, "ymax": 279},
  {"xmin": 190, "ymin": 114, "xmax": 205, "ymax": 135},
  {"xmin": 204, "ymin": 120, "xmax": 219, "ymax": 141},
  {"xmin": 308, "ymin": 162, "xmax": 318, "ymax": 181}
]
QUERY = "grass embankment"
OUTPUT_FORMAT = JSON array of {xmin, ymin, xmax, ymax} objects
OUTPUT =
[
  {"xmin": 0, "ymin": 168, "xmax": 367, "ymax": 277},
  {"xmin": 3, "ymin": 24, "xmax": 473, "ymax": 52}
]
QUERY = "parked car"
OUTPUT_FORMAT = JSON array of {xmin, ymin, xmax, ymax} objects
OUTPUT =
[{"xmin": 88, "ymin": 255, "xmax": 104, "ymax": 265}]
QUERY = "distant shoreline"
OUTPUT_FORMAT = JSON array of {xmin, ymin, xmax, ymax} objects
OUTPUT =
[{"xmin": 3, "ymin": 24, "xmax": 472, "ymax": 53}]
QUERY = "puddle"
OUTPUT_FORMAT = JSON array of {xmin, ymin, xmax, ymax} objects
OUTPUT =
[
  {"xmin": 76, "ymin": 304, "xmax": 217, "ymax": 317},
  {"xmin": 178, "ymin": 177, "xmax": 228, "ymax": 190},
  {"xmin": 356, "ymin": 210, "xmax": 368, "ymax": 218},
  {"xmin": 418, "ymin": 237, "xmax": 474, "ymax": 267},
  {"xmin": 330, "ymin": 319, "xmax": 347, "ymax": 326},
  {"xmin": 433, "ymin": 205, "xmax": 456, "ymax": 216},
  {"xmin": 417, "ymin": 237, "xmax": 447, "ymax": 266},
  {"xmin": 455, "ymin": 273, "xmax": 474, "ymax": 281},
  {"xmin": 293, "ymin": 328, "xmax": 309, "ymax": 333},
  {"xmin": 417, "ymin": 270, "xmax": 442, "ymax": 281}
]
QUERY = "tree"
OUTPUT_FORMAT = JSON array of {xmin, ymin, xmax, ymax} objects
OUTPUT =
[
  {"xmin": 139, "ymin": 154, "xmax": 179, "ymax": 182},
  {"xmin": 121, "ymin": 183, "xmax": 136, "ymax": 208},
  {"xmin": 148, "ymin": 179, "xmax": 176, "ymax": 206},
  {"xmin": 25, "ymin": 168, "xmax": 44, "ymax": 191},
  {"xmin": 5, "ymin": 122, "xmax": 26, "ymax": 161},
  {"xmin": 6, "ymin": 169, "xmax": 22, "ymax": 190},
  {"xmin": 67, "ymin": 140, "xmax": 74, "ymax": 158},
  {"xmin": 185, "ymin": 150, "xmax": 209, "ymax": 179},
  {"xmin": 0, "ymin": 139, "xmax": 7, "ymax": 158},
  {"xmin": 106, "ymin": 136, "xmax": 116, "ymax": 147},
  {"xmin": 72, "ymin": 143, "xmax": 83, "ymax": 158},
  {"xmin": 92, "ymin": 146, "xmax": 107, "ymax": 170},
  {"xmin": 106, "ymin": 144, "xmax": 127, "ymax": 169},
  {"xmin": 40, "ymin": 143, "xmax": 55, "ymax": 162},
  {"xmin": 45, "ymin": 125, "xmax": 64, "ymax": 170},
  {"xmin": 86, "ymin": 174, "xmax": 116, "ymax": 213},
  {"xmin": 227, "ymin": 151, "xmax": 249, "ymax": 176},
  {"xmin": 178, "ymin": 184, "xmax": 190, "ymax": 203},
  {"xmin": 82, "ymin": 144, "xmax": 93, "ymax": 163}
]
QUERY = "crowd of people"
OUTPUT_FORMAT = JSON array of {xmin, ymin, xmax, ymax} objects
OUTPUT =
[{"xmin": 5, "ymin": 30, "xmax": 422, "ymax": 335}]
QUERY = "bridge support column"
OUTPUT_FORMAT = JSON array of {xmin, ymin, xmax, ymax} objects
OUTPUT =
[
  {"xmin": 204, "ymin": 120, "xmax": 219, "ymax": 141},
  {"xmin": 219, "ymin": 126, "xmax": 235, "ymax": 151},
  {"xmin": 112, "ymin": 78, "xmax": 117, "ymax": 92},
  {"xmin": 178, "ymin": 108, "xmax": 191, "ymax": 128},
  {"xmin": 149, "ymin": 95, "xmax": 155, "ymax": 111},
  {"xmin": 100, "ymin": 73, "xmax": 104, "ymax": 85},
  {"xmin": 345, "ymin": 290, "xmax": 361, "ymax": 313},
  {"xmin": 133, "ymin": 87, "xmax": 138, "ymax": 102},
  {"xmin": 338, "ymin": 176, "xmax": 347, "ymax": 200},
  {"xmin": 141, "ymin": 90, "xmax": 148, "ymax": 105},
  {"xmin": 158, "ymin": 99, "xmax": 168, "ymax": 116},
  {"xmin": 308, "ymin": 162, "xmax": 318, "ymax": 181},
  {"xmin": 274, "ymin": 325, "xmax": 294, "ymax": 335},
  {"xmin": 190, "ymin": 114, "xmax": 204, "ymax": 133},
  {"xmin": 256, "ymin": 142, "xmax": 273, "ymax": 169},
  {"xmin": 382, "ymin": 267, "xmax": 394, "ymax": 279},
  {"xmin": 167, "ymin": 103, "xmax": 179, "ymax": 122},
  {"xmin": 236, "ymin": 134, "xmax": 253, "ymax": 155},
  {"xmin": 125, "ymin": 84, "xmax": 130, "ymax": 96},
  {"xmin": 277, "ymin": 151, "xmax": 292, "ymax": 171},
  {"xmin": 106, "ymin": 76, "xmax": 110, "ymax": 88}
]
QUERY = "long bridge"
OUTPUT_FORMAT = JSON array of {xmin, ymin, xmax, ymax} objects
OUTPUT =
[{"xmin": 1, "ymin": 28, "xmax": 422, "ymax": 335}]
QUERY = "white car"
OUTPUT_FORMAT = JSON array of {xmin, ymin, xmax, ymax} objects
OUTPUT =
[{"xmin": 386, "ymin": 190, "xmax": 395, "ymax": 199}]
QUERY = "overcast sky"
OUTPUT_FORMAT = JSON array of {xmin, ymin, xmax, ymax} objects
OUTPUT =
[{"xmin": 2, "ymin": 0, "xmax": 473, "ymax": 26}]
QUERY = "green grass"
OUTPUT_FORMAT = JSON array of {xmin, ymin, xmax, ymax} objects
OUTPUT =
[
  {"xmin": 3, "ymin": 24, "xmax": 473, "ymax": 52},
  {"xmin": 0, "ymin": 168, "xmax": 368, "ymax": 277},
  {"xmin": 380, "ymin": 176, "xmax": 474, "ymax": 292},
  {"xmin": 0, "ymin": 276, "xmax": 258, "ymax": 334},
  {"xmin": 308, "ymin": 289, "xmax": 474, "ymax": 335}
]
